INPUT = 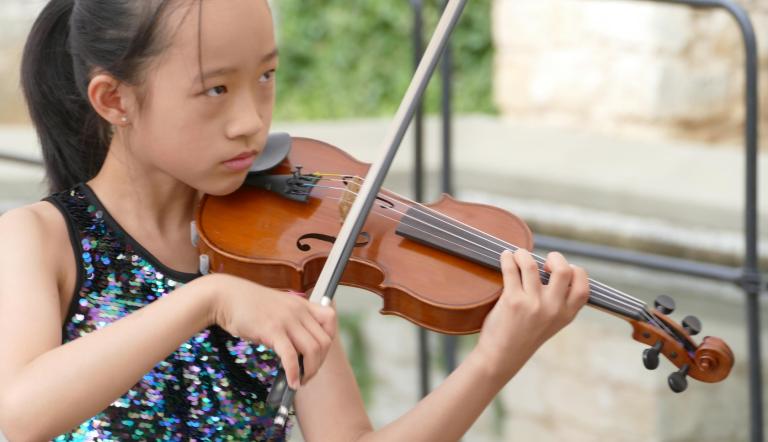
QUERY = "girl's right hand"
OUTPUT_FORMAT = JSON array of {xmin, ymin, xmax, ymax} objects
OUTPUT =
[{"xmin": 200, "ymin": 273, "xmax": 337, "ymax": 390}]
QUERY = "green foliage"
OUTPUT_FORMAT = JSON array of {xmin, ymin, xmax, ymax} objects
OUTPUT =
[{"xmin": 273, "ymin": 0, "xmax": 495, "ymax": 120}]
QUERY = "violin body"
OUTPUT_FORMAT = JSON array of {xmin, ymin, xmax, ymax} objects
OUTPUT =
[{"xmin": 196, "ymin": 137, "xmax": 533, "ymax": 334}]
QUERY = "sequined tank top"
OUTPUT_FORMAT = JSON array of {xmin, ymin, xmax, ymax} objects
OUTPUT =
[{"xmin": 45, "ymin": 184, "xmax": 289, "ymax": 441}]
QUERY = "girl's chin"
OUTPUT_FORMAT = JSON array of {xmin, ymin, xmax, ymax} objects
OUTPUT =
[{"xmin": 194, "ymin": 174, "xmax": 248, "ymax": 197}]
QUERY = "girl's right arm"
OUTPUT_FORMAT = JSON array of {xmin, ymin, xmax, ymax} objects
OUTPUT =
[
  {"xmin": 0, "ymin": 206, "xmax": 216, "ymax": 440},
  {"xmin": 0, "ymin": 206, "xmax": 335, "ymax": 441}
]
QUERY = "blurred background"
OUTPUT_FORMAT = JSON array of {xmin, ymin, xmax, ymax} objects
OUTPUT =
[{"xmin": 1, "ymin": 0, "xmax": 767, "ymax": 441}]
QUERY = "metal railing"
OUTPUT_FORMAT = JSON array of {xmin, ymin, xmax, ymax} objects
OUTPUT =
[
  {"xmin": 409, "ymin": 0, "xmax": 763, "ymax": 441},
  {"xmin": 0, "ymin": 152, "xmax": 40, "ymax": 167}
]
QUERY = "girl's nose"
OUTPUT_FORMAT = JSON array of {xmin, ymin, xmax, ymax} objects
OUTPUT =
[{"xmin": 225, "ymin": 96, "xmax": 265, "ymax": 140}]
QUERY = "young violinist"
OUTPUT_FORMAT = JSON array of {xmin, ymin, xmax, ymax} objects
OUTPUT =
[{"xmin": 0, "ymin": 0, "xmax": 590, "ymax": 440}]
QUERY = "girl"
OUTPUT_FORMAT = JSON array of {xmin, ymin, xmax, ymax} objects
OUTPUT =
[{"xmin": 0, "ymin": 0, "xmax": 589, "ymax": 440}]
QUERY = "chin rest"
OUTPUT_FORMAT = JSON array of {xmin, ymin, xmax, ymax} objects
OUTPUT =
[{"xmin": 249, "ymin": 132, "xmax": 291, "ymax": 174}]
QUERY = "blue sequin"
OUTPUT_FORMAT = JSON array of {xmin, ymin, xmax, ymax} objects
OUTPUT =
[{"xmin": 48, "ymin": 184, "xmax": 289, "ymax": 441}]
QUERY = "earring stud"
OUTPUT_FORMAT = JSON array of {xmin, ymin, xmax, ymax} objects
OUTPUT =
[{"xmin": 121, "ymin": 116, "xmax": 128, "ymax": 123}]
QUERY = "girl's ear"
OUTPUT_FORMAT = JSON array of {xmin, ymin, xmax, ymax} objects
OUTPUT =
[{"xmin": 87, "ymin": 73, "xmax": 135, "ymax": 126}]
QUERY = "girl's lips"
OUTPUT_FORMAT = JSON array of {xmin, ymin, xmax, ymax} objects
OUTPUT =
[{"xmin": 222, "ymin": 152, "xmax": 256, "ymax": 171}]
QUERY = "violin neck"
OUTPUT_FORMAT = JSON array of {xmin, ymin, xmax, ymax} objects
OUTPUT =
[
  {"xmin": 394, "ymin": 206, "xmax": 649, "ymax": 322},
  {"xmin": 542, "ymin": 272, "xmax": 648, "ymax": 322}
]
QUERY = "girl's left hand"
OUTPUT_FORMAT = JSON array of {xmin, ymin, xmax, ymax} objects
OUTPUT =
[{"xmin": 474, "ymin": 249, "xmax": 590, "ymax": 381}]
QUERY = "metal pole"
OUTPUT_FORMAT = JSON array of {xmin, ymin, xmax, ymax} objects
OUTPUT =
[
  {"xmin": 654, "ymin": 4, "xmax": 762, "ymax": 440},
  {"xmin": 410, "ymin": 0, "xmax": 431, "ymax": 399},
  {"xmin": 440, "ymin": 0, "xmax": 459, "ymax": 376},
  {"xmin": 0, "ymin": 152, "xmax": 41, "ymax": 166},
  {"xmin": 455, "ymin": 0, "xmax": 759, "ymax": 437},
  {"xmin": 413, "ymin": 0, "xmax": 426, "ymax": 204},
  {"xmin": 441, "ymin": 0, "xmax": 454, "ymax": 198},
  {"xmin": 573, "ymin": 1, "xmax": 762, "ymax": 439},
  {"xmin": 534, "ymin": 235, "xmax": 747, "ymax": 285}
]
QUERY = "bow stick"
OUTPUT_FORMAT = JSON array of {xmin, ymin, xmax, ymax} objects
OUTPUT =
[{"xmin": 267, "ymin": 0, "xmax": 470, "ymax": 426}]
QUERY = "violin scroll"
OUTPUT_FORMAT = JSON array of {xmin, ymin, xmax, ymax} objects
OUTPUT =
[
  {"xmin": 630, "ymin": 295, "xmax": 734, "ymax": 391},
  {"xmin": 694, "ymin": 336, "xmax": 734, "ymax": 380}
]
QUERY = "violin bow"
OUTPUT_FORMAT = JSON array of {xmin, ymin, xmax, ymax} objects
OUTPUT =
[{"xmin": 266, "ymin": 0, "xmax": 470, "ymax": 426}]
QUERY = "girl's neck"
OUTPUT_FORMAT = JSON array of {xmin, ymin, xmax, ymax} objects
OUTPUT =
[{"xmin": 87, "ymin": 139, "xmax": 201, "ymax": 245}]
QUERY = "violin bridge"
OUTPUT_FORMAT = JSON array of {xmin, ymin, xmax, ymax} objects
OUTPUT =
[{"xmin": 339, "ymin": 176, "xmax": 363, "ymax": 223}]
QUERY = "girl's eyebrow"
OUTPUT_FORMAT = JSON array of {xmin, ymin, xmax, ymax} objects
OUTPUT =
[
  {"xmin": 196, "ymin": 67, "xmax": 236, "ymax": 84},
  {"xmin": 260, "ymin": 48, "xmax": 279, "ymax": 64},
  {"xmin": 194, "ymin": 48, "xmax": 279, "ymax": 84}
]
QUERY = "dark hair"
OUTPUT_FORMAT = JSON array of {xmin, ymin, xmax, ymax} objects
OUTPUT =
[{"xmin": 20, "ymin": 0, "xmax": 185, "ymax": 193}]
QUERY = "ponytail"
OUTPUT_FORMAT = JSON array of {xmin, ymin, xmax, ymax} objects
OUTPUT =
[
  {"xmin": 21, "ymin": 0, "xmax": 106, "ymax": 193},
  {"xmin": 20, "ymin": 0, "xmax": 174, "ymax": 193}
]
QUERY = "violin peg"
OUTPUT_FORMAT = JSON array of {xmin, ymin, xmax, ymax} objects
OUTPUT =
[
  {"xmin": 199, "ymin": 254, "xmax": 210, "ymax": 275},
  {"xmin": 682, "ymin": 315, "xmax": 702, "ymax": 336},
  {"xmin": 642, "ymin": 341, "xmax": 663, "ymax": 370},
  {"xmin": 668, "ymin": 364, "xmax": 690, "ymax": 393},
  {"xmin": 190, "ymin": 221, "xmax": 199, "ymax": 247},
  {"xmin": 654, "ymin": 294, "xmax": 676, "ymax": 315}
]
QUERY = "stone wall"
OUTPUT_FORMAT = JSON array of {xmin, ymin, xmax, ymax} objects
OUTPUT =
[{"xmin": 493, "ymin": 0, "xmax": 768, "ymax": 145}]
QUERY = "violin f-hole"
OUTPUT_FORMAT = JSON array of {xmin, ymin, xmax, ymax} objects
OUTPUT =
[{"xmin": 296, "ymin": 232, "xmax": 371, "ymax": 252}]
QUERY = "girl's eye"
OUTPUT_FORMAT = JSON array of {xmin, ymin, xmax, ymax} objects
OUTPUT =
[
  {"xmin": 259, "ymin": 69, "xmax": 276, "ymax": 83},
  {"xmin": 205, "ymin": 85, "xmax": 228, "ymax": 97}
]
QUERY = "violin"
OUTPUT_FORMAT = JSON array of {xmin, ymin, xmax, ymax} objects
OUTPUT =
[{"xmin": 193, "ymin": 135, "xmax": 734, "ymax": 395}]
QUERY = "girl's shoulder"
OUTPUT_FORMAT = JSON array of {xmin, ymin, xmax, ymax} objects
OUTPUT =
[
  {"xmin": 1, "ymin": 199, "xmax": 64, "ymax": 225},
  {"xmin": 0, "ymin": 200, "xmax": 76, "ymax": 314},
  {"xmin": 0, "ymin": 200, "xmax": 70, "ymax": 251}
]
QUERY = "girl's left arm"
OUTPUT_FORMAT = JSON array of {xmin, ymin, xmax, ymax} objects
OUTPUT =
[
  {"xmin": 295, "ymin": 249, "xmax": 590, "ymax": 441},
  {"xmin": 294, "ymin": 332, "xmax": 373, "ymax": 440},
  {"xmin": 295, "ymin": 329, "xmax": 527, "ymax": 442}
]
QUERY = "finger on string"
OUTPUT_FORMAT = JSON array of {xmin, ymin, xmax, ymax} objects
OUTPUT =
[
  {"xmin": 319, "ymin": 177, "xmax": 630, "ymax": 323},
  {"xmin": 514, "ymin": 248, "xmax": 542, "ymax": 297},
  {"xmin": 500, "ymin": 249, "xmax": 522, "ymax": 297},
  {"xmin": 542, "ymin": 252, "xmax": 572, "ymax": 307},
  {"xmin": 566, "ymin": 264, "xmax": 590, "ymax": 313}
]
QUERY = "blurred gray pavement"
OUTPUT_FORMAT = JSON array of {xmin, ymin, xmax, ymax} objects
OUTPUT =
[{"xmin": 1, "ymin": 115, "xmax": 766, "ymax": 266}]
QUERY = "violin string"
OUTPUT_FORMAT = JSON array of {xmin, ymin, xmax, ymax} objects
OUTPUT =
[
  {"xmin": 310, "ymin": 175, "xmax": 652, "ymax": 314},
  {"xmin": 317, "ymin": 192, "xmax": 646, "ymax": 320},
  {"xmin": 307, "ymin": 176, "xmax": 678, "ymax": 338},
  {"xmin": 309, "ymin": 183, "xmax": 650, "ymax": 321},
  {"xmin": 317, "ymin": 194, "xmax": 681, "ymax": 344},
  {"xmin": 309, "ymin": 178, "xmax": 645, "ymax": 312},
  {"xmin": 368, "ymin": 185, "xmax": 673, "ymax": 332}
]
